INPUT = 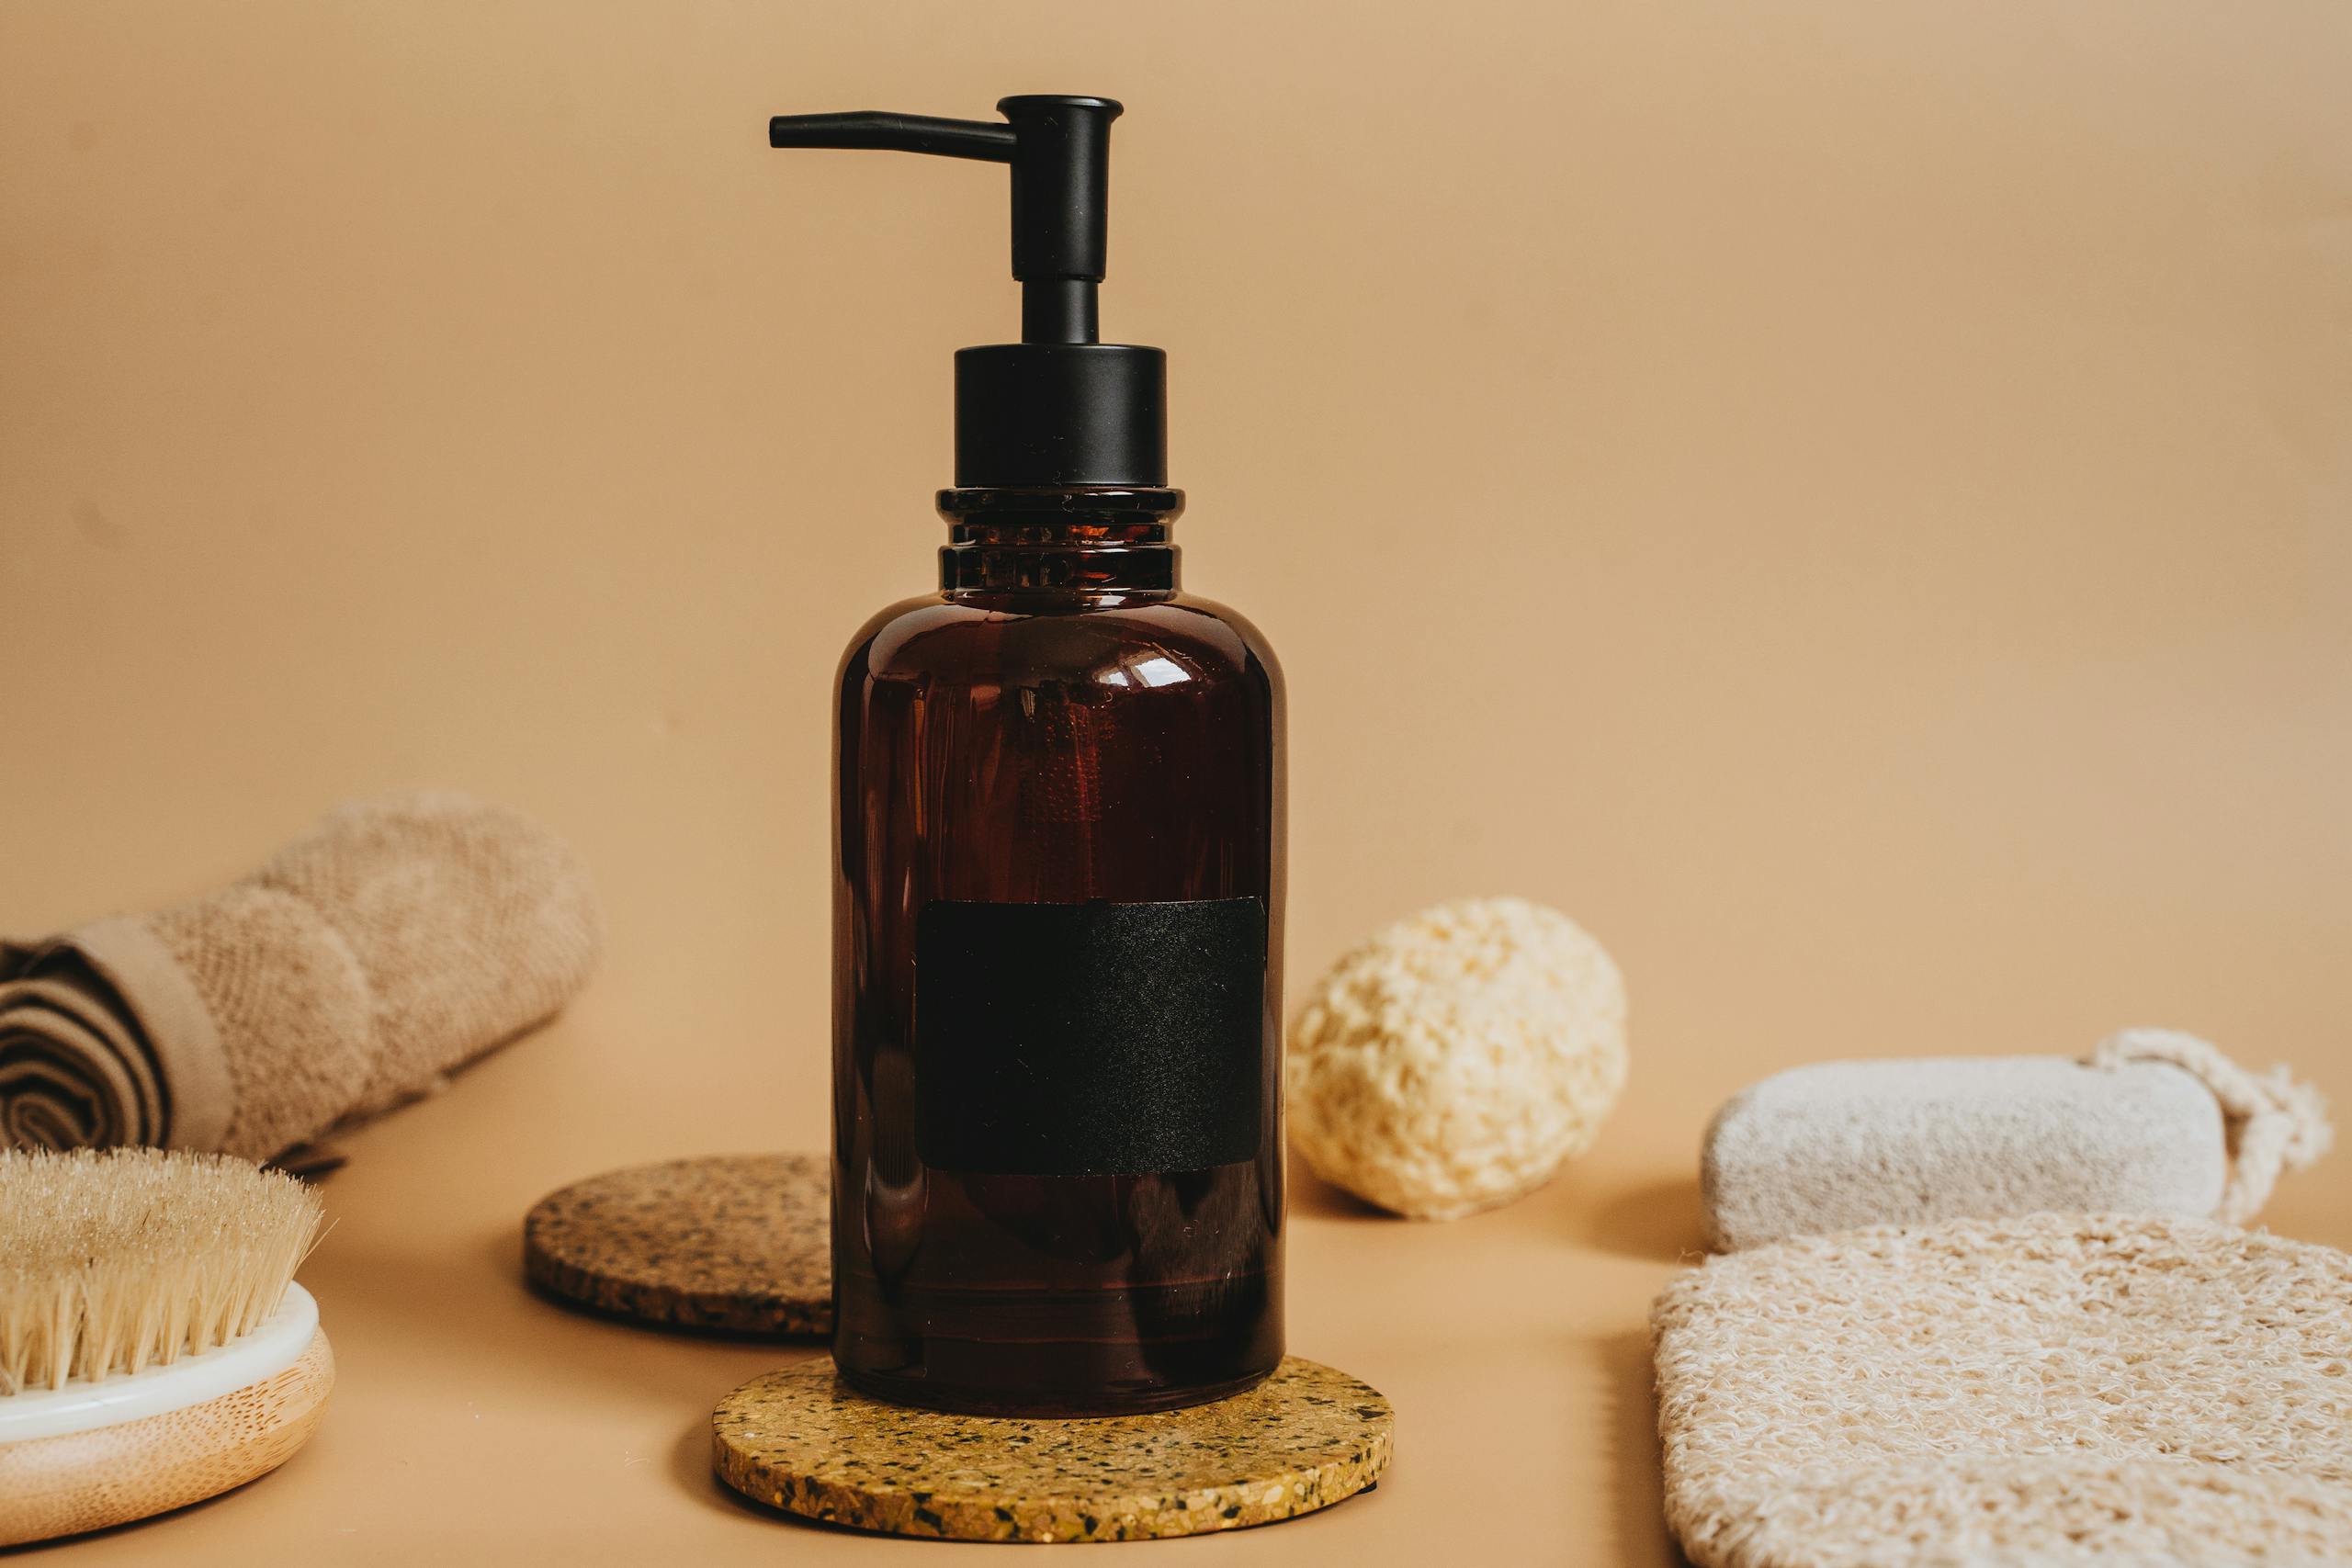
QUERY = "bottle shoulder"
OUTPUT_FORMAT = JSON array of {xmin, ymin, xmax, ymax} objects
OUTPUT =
[{"xmin": 838, "ymin": 592, "xmax": 1281, "ymax": 698}]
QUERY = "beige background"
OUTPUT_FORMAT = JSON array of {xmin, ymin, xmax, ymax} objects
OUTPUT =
[{"xmin": 4, "ymin": 1, "xmax": 2349, "ymax": 1562}]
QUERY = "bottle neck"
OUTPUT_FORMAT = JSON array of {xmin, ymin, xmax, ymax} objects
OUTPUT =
[{"xmin": 936, "ymin": 487, "xmax": 1184, "ymax": 595}]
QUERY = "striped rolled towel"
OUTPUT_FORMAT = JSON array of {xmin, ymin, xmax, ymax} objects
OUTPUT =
[{"xmin": 0, "ymin": 791, "xmax": 602, "ymax": 1161}]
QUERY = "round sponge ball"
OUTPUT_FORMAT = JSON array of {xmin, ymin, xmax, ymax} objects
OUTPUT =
[{"xmin": 1288, "ymin": 897, "xmax": 1627, "ymax": 1220}]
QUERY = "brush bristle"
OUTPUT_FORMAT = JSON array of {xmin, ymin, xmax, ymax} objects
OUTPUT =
[{"xmin": 0, "ymin": 1148, "xmax": 323, "ymax": 1395}]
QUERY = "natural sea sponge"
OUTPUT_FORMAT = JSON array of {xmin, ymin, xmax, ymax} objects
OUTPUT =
[{"xmin": 1286, "ymin": 897, "xmax": 1626, "ymax": 1219}]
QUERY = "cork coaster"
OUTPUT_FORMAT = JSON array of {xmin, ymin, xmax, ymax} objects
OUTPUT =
[
  {"xmin": 523, "ymin": 1153, "xmax": 829, "ymax": 1335},
  {"xmin": 712, "ymin": 1355, "xmax": 1393, "ymax": 1542}
]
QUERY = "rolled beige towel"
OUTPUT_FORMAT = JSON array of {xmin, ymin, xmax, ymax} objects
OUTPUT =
[{"xmin": 0, "ymin": 791, "xmax": 602, "ymax": 1161}]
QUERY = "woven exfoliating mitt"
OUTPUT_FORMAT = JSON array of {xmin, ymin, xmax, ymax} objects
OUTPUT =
[
  {"xmin": 0, "ymin": 791, "xmax": 601, "ymax": 1160},
  {"xmin": 1651, "ymin": 1212, "xmax": 2352, "ymax": 1568}
]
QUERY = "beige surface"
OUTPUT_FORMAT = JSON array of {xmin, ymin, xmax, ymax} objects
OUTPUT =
[{"xmin": 2, "ymin": 0, "xmax": 2347, "ymax": 1562}]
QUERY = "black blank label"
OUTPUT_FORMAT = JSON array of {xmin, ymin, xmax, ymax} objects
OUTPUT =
[{"xmin": 914, "ymin": 898, "xmax": 1268, "ymax": 1176}]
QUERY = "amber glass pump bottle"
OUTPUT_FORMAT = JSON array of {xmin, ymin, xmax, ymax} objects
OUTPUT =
[{"xmin": 768, "ymin": 96, "xmax": 1283, "ymax": 1416}]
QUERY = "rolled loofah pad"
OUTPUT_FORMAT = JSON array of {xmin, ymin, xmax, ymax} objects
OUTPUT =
[
  {"xmin": 1652, "ymin": 1213, "xmax": 2352, "ymax": 1568},
  {"xmin": 1703, "ymin": 1032, "xmax": 2332, "ymax": 1250},
  {"xmin": 1288, "ymin": 897, "xmax": 1625, "ymax": 1219}
]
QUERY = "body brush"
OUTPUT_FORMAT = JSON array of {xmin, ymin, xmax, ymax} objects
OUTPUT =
[{"xmin": 0, "ymin": 1148, "xmax": 330, "ymax": 1545}]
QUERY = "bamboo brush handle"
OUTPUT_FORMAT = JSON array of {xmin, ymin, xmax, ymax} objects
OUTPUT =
[{"xmin": 0, "ymin": 1326, "xmax": 334, "ymax": 1547}]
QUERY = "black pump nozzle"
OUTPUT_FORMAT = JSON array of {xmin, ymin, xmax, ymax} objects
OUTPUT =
[
  {"xmin": 769, "ymin": 96, "xmax": 1121, "ymax": 346},
  {"xmin": 768, "ymin": 96, "xmax": 1165, "ymax": 489}
]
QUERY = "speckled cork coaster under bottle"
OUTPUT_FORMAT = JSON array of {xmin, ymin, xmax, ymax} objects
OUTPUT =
[
  {"xmin": 522, "ymin": 1153, "xmax": 830, "ymax": 1335},
  {"xmin": 711, "ymin": 1355, "xmax": 1393, "ymax": 1542}
]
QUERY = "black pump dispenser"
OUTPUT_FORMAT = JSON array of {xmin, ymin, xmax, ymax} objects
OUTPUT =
[
  {"xmin": 768, "ymin": 96, "xmax": 1166, "ymax": 489},
  {"xmin": 796, "ymin": 94, "xmax": 1285, "ymax": 1417}
]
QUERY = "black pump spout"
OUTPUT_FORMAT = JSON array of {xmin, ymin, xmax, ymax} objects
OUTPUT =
[
  {"xmin": 768, "ymin": 96, "xmax": 1121, "ymax": 345},
  {"xmin": 768, "ymin": 94, "xmax": 1165, "ymax": 490}
]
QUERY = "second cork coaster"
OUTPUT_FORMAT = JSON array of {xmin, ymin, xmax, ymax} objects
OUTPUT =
[
  {"xmin": 712, "ymin": 1356, "xmax": 1393, "ymax": 1542},
  {"xmin": 523, "ymin": 1152, "xmax": 830, "ymax": 1335}
]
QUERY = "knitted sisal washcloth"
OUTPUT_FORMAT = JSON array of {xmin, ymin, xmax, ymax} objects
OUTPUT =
[
  {"xmin": 1653, "ymin": 1213, "xmax": 2352, "ymax": 1568},
  {"xmin": 1702, "ymin": 1030, "xmax": 2332, "ymax": 1249},
  {"xmin": 0, "ymin": 791, "xmax": 601, "ymax": 1161}
]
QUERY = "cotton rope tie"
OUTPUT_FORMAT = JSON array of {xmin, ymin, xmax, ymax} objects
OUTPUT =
[{"xmin": 2088, "ymin": 1028, "xmax": 2335, "ymax": 1225}]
